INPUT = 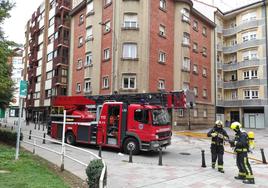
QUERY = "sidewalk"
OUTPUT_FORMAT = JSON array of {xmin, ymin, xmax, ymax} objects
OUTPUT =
[{"xmin": 2, "ymin": 118, "xmax": 268, "ymax": 188}]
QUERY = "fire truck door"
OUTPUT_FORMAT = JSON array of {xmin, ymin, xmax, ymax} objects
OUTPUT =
[{"xmin": 105, "ymin": 104, "xmax": 121, "ymax": 146}]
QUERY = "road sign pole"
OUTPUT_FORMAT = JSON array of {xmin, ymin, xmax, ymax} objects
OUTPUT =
[
  {"xmin": 15, "ymin": 98, "xmax": 23, "ymax": 160},
  {"xmin": 15, "ymin": 80, "xmax": 28, "ymax": 160}
]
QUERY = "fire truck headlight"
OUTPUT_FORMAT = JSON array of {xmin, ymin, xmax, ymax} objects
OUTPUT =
[
  {"xmin": 155, "ymin": 135, "xmax": 159, "ymax": 139},
  {"xmin": 151, "ymin": 141, "xmax": 160, "ymax": 148}
]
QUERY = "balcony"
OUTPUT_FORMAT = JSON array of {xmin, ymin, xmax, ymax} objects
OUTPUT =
[
  {"xmin": 55, "ymin": 0, "xmax": 71, "ymax": 16},
  {"xmin": 54, "ymin": 19, "xmax": 70, "ymax": 29},
  {"xmin": 52, "ymin": 76, "xmax": 67, "ymax": 86},
  {"xmin": 223, "ymin": 19, "xmax": 265, "ymax": 37},
  {"xmin": 223, "ymin": 39, "xmax": 265, "ymax": 54},
  {"xmin": 30, "ymin": 22, "xmax": 39, "ymax": 34},
  {"xmin": 223, "ymin": 79, "xmax": 265, "ymax": 89},
  {"xmin": 216, "ymin": 26, "xmax": 222, "ymax": 34},
  {"xmin": 218, "ymin": 99, "xmax": 267, "ymax": 107},
  {"xmin": 217, "ymin": 43, "xmax": 222, "ymax": 51},
  {"xmin": 223, "ymin": 59, "xmax": 264, "ymax": 71},
  {"xmin": 217, "ymin": 80, "xmax": 223, "ymax": 88},
  {"xmin": 53, "ymin": 56, "xmax": 68, "ymax": 66},
  {"xmin": 217, "ymin": 61, "xmax": 223, "ymax": 69}
]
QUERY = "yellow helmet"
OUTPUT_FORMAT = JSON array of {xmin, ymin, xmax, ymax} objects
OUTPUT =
[
  {"xmin": 230, "ymin": 122, "xmax": 242, "ymax": 130},
  {"xmin": 248, "ymin": 131, "xmax": 255, "ymax": 139},
  {"xmin": 215, "ymin": 120, "xmax": 223, "ymax": 127}
]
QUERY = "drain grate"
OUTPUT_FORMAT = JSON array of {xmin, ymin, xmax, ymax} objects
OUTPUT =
[{"xmin": 179, "ymin": 152, "xmax": 191, "ymax": 155}]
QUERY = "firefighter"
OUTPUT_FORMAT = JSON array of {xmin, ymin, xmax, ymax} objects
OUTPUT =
[
  {"xmin": 207, "ymin": 120, "xmax": 229, "ymax": 173},
  {"xmin": 230, "ymin": 122, "xmax": 255, "ymax": 184}
]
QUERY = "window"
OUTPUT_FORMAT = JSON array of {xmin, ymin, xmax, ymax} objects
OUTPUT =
[
  {"xmin": 134, "ymin": 109, "xmax": 149, "ymax": 124},
  {"xmin": 242, "ymin": 31, "xmax": 256, "ymax": 42},
  {"xmin": 243, "ymin": 70, "xmax": 257, "ymax": 79},
  {"xmin": 86, "ymin": 26, "xmax": 93, "ymax": 41},
  {"xmin": 193, "ymin": 64, "xmax": 198, "ymax": 74},
  {"xmin": 79, "ymin": 14, "xmax": 84, "ymax": 25},
  {"xmin": 159, "ymin": 0, "xmax": 166, "ymax": 10},
  {"xmin": 193, "ymin": 20, "xmax": 198, "ymax": 31},
  {"xmin": 85, "ymin": 52, "xmax": 92, "ymax": 66},
  {"xmin": 182, "ymin": 82, "xmax": 189, "ymax": 90},
  {"xmin": 123, "ymin": 43, "xmax": 137, "ymax": 59},
  {"xmin": 193, "ymin": 109, "xmax": 198, "ymax": 117},
  {"xmin": 46, "ymin": 71, "xmax": 53, "ymax": 80},
  {"xmin": 47, "ymin": 52, "xmax": 53, "ymax": 62},
  {"xmin": 84, "ymin": 79, "xmax": 91, "ymax": 93},
  {"xmin": 77, "ymin": 59, "xmax": 82, "ymax": 69},
  {"xmin": 242, "ymin": 12, "xmax": 256, "ymax": 22},
  {"xmin": 104, "ymin": 0, "xmax": 112, "ymax": 6},
  {"xmin": 181, "ymin": 8, "xmax": 190, "ymax": 23},
  {"xmin": 158, "ymin": 79, "xmax": 165, "ymax": 90},
  {"xmin": 182, "ymin": 57, "xmax": 190, "ymax": 71},
  {"xmin": 244, "ymin": 90, "xmax": 258, "ymax": 99},
  {"xmin": 203, "ymin": 89, "xmax": 207, "ymax": 98},
  {"xmin": 87, "ymin": 1, "xmax": 94, "ymax": 15},
  {"xmin": 178, "ymin": 109, "xmax": 184, "ymax": 117},
  {"xmin": 76, "ymin": 83, "xmax": 81, "ymax": 92},
  {"xmin": 159, "ymin": 51, "xmax": 166, "ymax": 63},
  {"xmin": 78, "ymin": 37, "xmax": 83, "ymax": 47},
  {"xmin": 242, "ymin": 50, "xmax": 258, "ymax": 60},
  {"xmin": 104, "ymin": 48, "xmax": 110, "ymax": 60},
  {"xmin": 34, "ymin": 92, "xmax": 40, "ymax": 99},
  {"xmin": 231, "ymin": 90, "xmax": 237, "ymax": 99},
  {"xmin": 193, "ymin": 42, "xmax": 198, "ymax": 52},
  {"xmin": 36, "ymin": 75, "xmax": 41, "ymax": 83},
  {"xmin": 123, "ymin": 13, "xmax": 138, "ymax": 28},
  {"xmin": 202, "ymin": 47, "xmax": 207, "ymax": 57},
  {"xmin": 202, "ymin": 68, "xmax": 207, "ymax": 77},
  {"xmin": 183, "ymin": 32, "xmax": 190, "ymax": 46},
  {"xmin": 45, "ymin": 89, "xmax": 51, "ymax": 98},
  {"xmin": 203, "ymin": 109, "xmax": 207, "ymax": 118},
  {"xmin": 104, "ymin": 21, "xmax": 111, "ymax": 32},
  {"xmin": 49, "ymin": 18, "xmax": 54, "ymax": 27},
  {"xmin": 202, "ymin": 27, "xmax": 207, "ymax": 36},
  {"xmin": 194, "ymin": 87, "xmax": 198, "ymax": 96},
  {"xmin": 102, "ymin": 77, "xmax": 109, "ymax": 88},
  {"xmin": 122, "ymin": 75, "xmax": 136, "ymax": 89},
  {"xmin": 62, "ymin": 69, "xmax": 67, "ymax": 76},
  {"xmin": 159, "ymin": 25, "xmax": 166, "ymax": 37}
]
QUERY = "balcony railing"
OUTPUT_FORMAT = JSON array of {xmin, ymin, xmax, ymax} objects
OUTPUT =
[
  {"xmin": 223, "ymin": 19, "xmax": 265, "ymax": 37},
  {"xmin": 222, "ymin": 59, "xmax": 264, "ymax": 71},
  {"xmin": 223, "ymin": 79, "xmax": 265, "ymax": 89},
  {"xmin": 223, "ymin": 39, "xmax": 265, "ymax": 54},
  {"xmin": 218, "ymin": 99, "xmax": 267, "ymax": 107}
]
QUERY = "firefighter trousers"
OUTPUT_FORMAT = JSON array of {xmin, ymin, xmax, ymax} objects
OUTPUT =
[
  {"xmin": 236, "ymin": 152, "xmax": 254, "ymax": 180},
  {"xmin": 211, "ymin": 144, "xmax": 224, "ymax": 169}
]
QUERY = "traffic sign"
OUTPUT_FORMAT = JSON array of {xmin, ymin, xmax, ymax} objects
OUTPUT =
[{"xmin": 19, "ymin": 80, "xmax": 28, "ymax": 98}]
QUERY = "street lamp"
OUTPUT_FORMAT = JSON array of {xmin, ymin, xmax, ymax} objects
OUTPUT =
[{"xmin": 99, "ymin": 22, "xmax": 117, "ymax": 94}]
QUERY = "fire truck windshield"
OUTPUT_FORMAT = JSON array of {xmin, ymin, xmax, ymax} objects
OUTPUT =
[{"xmin": 152, "ymin": 109, "xmax": 170, "ymax": 125}]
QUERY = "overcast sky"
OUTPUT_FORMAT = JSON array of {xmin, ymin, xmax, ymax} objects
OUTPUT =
[{"xmin": 3, "ymin": 0, "xmax": 259, "ymax": 45}]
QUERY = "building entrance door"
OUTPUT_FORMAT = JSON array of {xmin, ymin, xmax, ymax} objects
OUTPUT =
[{"xmin": 230, "ymin": 111, "xmax": 239, "ymax": 122}]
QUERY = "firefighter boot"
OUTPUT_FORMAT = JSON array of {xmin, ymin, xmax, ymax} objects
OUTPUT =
[
  {"xmin": 212, "ymin": 164, "xmax": 215, "ymax": 169},
  {"xmin": 234, "ymin": 175, "xmax": 245, "ymax": 180},
  {"xmin": 243, "ymin": 179, "xmax": 255, "ymax": 184},
  {"xmin": 218, "ymin": 168, "xmax": 224, "ymax": 173}
]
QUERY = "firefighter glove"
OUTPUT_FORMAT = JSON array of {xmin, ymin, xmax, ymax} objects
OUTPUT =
[
  {"xmin": 229, "ymin": 140, "xmax": 235, "ymax": 147},
  {"xmin": 211, "ymin": 133, "xmax": 217, "ymax": 137}
]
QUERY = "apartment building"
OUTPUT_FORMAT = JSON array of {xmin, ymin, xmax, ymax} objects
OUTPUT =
[
  {"xmin": 23, "ymin": 0, "xmax": 71, "ymax": 122},
  {"xmin": 215, "ymin": 1, "xmax": 268, "ymax": 128},
  {"xmin": 69, "ymin": 0, "xmax": 215, "ymax": 129}
]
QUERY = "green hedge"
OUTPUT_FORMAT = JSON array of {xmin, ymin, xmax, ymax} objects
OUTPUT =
[
  {"xmin": 86, "ymin": 159, "xmax": 104, "ymax": 188},
  {"xmin": 0, "ymin": 128, "xmax": 23, "ymax": 146}
]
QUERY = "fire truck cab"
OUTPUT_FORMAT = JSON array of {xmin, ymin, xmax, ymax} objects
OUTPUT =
[{"xmin": 49, "ymin": 92, "xmax": 186, "ymax": 154}]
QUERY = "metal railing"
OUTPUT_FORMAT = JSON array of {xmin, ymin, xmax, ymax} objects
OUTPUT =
[{"xmin": 21, "ymin": 131, "xmax": 107, "ymax": 188}]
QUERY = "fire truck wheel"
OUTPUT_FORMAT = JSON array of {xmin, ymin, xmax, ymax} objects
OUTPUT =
[
  {"xmin": 124, "ymin": 138, "xmax": 139, "ymax": 155},
  {"xmin": 65, "ymin": 131, "xmax": 76, "ymax": 145}
]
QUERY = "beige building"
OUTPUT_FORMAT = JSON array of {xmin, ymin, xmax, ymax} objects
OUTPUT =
[{"xmin": 215, "ymin": 1, "xmax": 268, "ymax": 128}]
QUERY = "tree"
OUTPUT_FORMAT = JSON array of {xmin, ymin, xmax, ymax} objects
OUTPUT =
[{"xmin": 0, "ymin": 0, "xmax": 16, "ymax": 109}]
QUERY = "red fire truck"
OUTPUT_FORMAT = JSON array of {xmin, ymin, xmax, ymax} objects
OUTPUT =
[{"xmin": 49, "ymin": 92, "xmax": 186, "ymax": 154}]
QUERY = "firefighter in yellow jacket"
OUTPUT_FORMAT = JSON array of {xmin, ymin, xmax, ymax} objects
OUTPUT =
[
  {"xmin": 230, "ymin": 122, "xmax": 255, "ymax": 184},
  {"xmin": 207, "ymin": 120, "xmax": 229, "ymax": 173}
]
